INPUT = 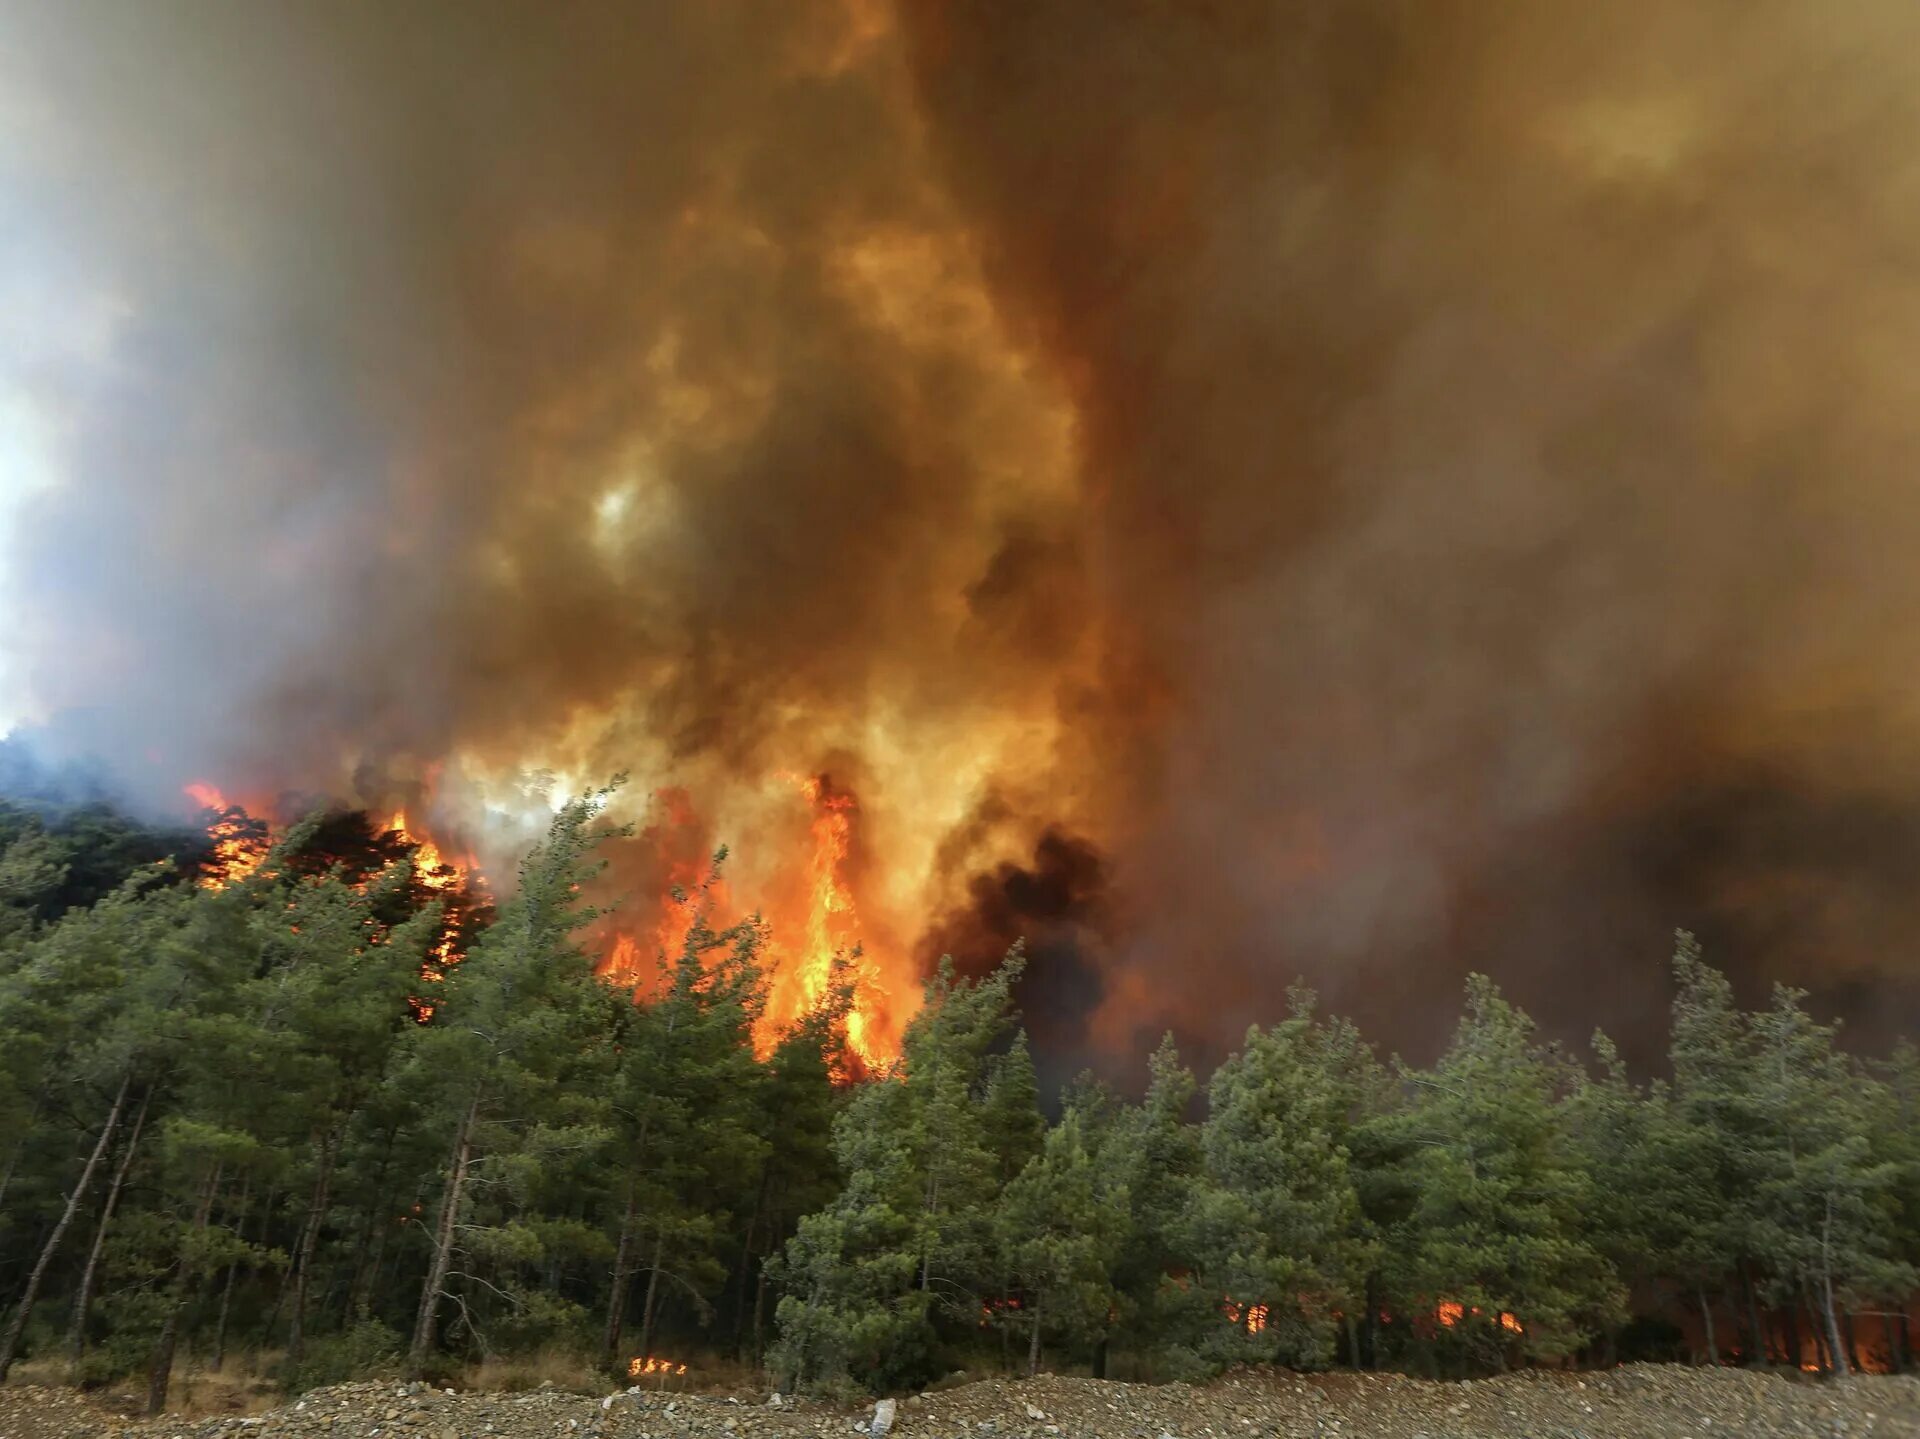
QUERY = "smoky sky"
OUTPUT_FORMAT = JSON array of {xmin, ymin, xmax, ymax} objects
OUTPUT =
[{"xmin": 5, "ymin": 0, "xmax": 1920, "ymax": 1072}]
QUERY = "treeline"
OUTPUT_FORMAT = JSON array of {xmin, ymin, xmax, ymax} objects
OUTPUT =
[{"xmin": 0, "ymin": 786, "xmax": 1915, "ymax": 1412}]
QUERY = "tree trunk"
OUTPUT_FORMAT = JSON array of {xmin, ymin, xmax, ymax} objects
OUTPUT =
[
  {"xmin": 146, "ymin": 1158, "xmax": 223, "ymax": 1415},
  {"xmin": 208, "ymin": 1175, "xmax": 256, "ymax": 1372},
  {"xmin": 408, "ymin": 1095, "xmax": 477, "ymax": 1379},
  {"xmin": 637, "ymin": 1230, "xmax": 666, "ymax": 1358},
  {"xmin": 346, "ymin": 1123, "xmax": 402, "ymax": 1321},
  {"xmin": 1816, "ymin": 1194, "xmax": 1851, "ymax": 1378},
  {"xmin": 286, "ymin": 1136, "xmax": 339, "ymax": 1363},
  {"xmin": 728, "ymin": 1180, "xmax": 766, "ymax": 1355},
  {"xmin": 1818, "ymin": 1287, "xmax": 1850, "ymax": 1378},
  {"xmin": 1740, "ymin": 1262, "xmax": 1766, "ymax": 1366},
  {"xmin": 601, "ymin": 1184, "xmax": 640, "ymax": 1367},
  {"xmin": 0, "ymin": 1088, "xmax": 50, "ymax": 1217},
  {"xmin": 750, "ymin": 1265, "xmax": 769, "ymax": 1362},
  {"xmin": 1698, "ymin": 1288, "xmax": 1718, "ymax": 1365},
  {"xmin": 0, "ymin": 1072, "xmax": 130, "ymax": 1382},
  {"xmin": 1784, "ymin": 1304, "xmax": 1801, "ymax": 1371},
  {"xmin": 1844, "ymin": 1310, "xmax": 1863, "ymax": 1374},
  {"xmin": 65, "ymin": 1085, "xmax": 150, "ymax": 1374},
  {"xmin": 1345, "ymin": 1313, "xmax": 1360, "ymax": 1370},
  {"xmin": 918, "ymin": 1173, "xmax": 938, "ymax": 1291},
  {"xmin": 1363, "ymin": 1275, "xmax": 1381, "ymax": 1371},
  {"xmin": 1027, "ymin": 1293, "xmax": 1042, "ymax": 1377}
]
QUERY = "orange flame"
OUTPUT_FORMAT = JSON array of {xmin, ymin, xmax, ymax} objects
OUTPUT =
[
  {"xmin": 627, "ymin": 1356, "xmax": 687, "ymax": 1378},
  {"xmin": 601, "ymin": 776, "xmax": 906, "ymax": 1070},
  {"xmin": 1222, "ymin": 1298, "xmax": 1268, "ymax": 1334},
  {"xmin": 384, "ymin": 810, "xmax": 478, "ymax": 1011},
  {"xmin": 759, "ymin": 774, "xmax": 898, "ymax": 1068},
  {"xmin": 185, "ymin": 783, "xmax": 269, "ymax": 890},
  {"xmin": 1436, "ymin": 1301, "xmax": 1522, "ymax": 1334}
]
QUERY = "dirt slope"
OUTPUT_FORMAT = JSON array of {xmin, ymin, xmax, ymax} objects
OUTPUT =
[{"xmin": 4, "ymin": 1365, "xmax": 1918, "ymax": 1439}]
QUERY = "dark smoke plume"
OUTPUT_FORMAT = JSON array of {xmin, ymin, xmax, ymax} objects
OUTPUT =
[
  {"xmin": 918, "ymin": 826, "xmax": 1113, "ymax": 1071},
  {"xmin": 4, "ymin": 0, "xmax": 1920, "ymax": 1066}
]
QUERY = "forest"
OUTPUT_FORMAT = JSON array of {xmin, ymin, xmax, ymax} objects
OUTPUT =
[{"xmin": 0, "ymin": 781, "xmax": 1915, "ymax": 1416}]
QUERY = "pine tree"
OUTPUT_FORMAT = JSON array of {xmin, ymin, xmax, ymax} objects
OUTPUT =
[
  {"xmin": 770, "ymin": 951, "xmax": 1027, "ymax": 1393},
  {"xmin": 402, "ymin": 787, "xmax": 628, "ymax": 1378},
  {"xmin": 1747, "ymin": 986, "xmax": 1914, "ymax": 1376},
  {"xmin": 1180, "ymin": 992, "xmax": 1372, "ymax": 1370},
  {"xmin": 1399, "ymin": 975, "xmax": 1622, "ymax": 1371},
  {"xmin": 600, "ymin": 898, "xmax": 767, "ymax": 1370},
  {"xmin": 1101, "ymin": 1033, "xmax": 1203, "ymax": 1355},
  {"xmin": 730, "ymin": 971, "xmax": 850, "ymax": 1361},
  {"xmin": 1568, "ymin": 1033, "xmax": 1726, "ymax": 1360},
  {"xmin": 997, "ymin": 1111, "xmax": 1126, "ymax": 1375}
]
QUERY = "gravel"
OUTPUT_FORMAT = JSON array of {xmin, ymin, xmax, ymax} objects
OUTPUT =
[{"xmin": 4, "ymin": 1365, "xmax": 1918, "ymax": 1439}]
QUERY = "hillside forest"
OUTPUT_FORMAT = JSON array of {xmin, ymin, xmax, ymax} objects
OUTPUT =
[{"xmin": 0, "ymin": 782, "xmax": 1915, "ymax": 1415}]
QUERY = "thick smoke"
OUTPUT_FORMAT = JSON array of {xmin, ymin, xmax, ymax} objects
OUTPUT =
[
  {"xmin": 4, "ymin": 0, "xmax": 1920, "ymax": 1066},
  {"xmin": 918, "ymin": 826, "xmax": 1113, "ymax": 1073}
]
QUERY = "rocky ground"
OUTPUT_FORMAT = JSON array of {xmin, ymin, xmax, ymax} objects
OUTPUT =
[{"xmin": 4, "ymin": 1366, "xmax": 1918, "ymax": 1439}]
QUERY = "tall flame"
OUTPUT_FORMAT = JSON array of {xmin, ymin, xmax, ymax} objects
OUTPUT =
[
  {"xmin": 751, "ymin": 774, "xmax": 898, "ymax": 1068},
  {"xmin": 598, "ymin": 775, "xmax": 907, "ymax": 1070}
]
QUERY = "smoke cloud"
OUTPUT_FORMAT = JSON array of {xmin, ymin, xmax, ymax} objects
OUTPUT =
[{"xmin": 4, "ymin": 0, "xmax": 1920, "ymax": 1067}]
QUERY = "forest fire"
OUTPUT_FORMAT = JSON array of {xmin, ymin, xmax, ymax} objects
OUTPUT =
[
  {"xmin": 761, "ymin": 775, "xmax": 898, "ymax": 1067},
  {"xmin": 385, "ymin": 809, "xmax": 481, "ymax": 978},
  {"xmin": 179, "ymin": 773, "xmax": 910, "ymax": 1064},
  {"xmin": 599, "ymin": 774, "xmax": 909, "ymax": 1070},
  {"xmin": 628, "ymin": 1356, "xmax": 687, "ymax": 1379},
  {"xmin": 179, "ymin": 786, "xmax": 491, "ymax": 1026},
  {"xmin": 184, "ymin": 784, "xmax": 270, "ymax": 890},
  {"xmin": 1222, "ymin": 1299, "xmax": 1269, "ymax": 1335},
  {"xmin": 1436, "ymin": 1302, "xmax": 1524, "ymax": 1335}
]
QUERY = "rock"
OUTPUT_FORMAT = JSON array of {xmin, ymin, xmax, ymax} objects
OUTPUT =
[
  {"xmin": 1025, "ymin": 1406, "xmax": 1046, "ymax": 1421},
  {"xmin": 869, "ymin": 1397, "xmax": 897, "ymax": 1439},
  {"xmin": 768, "ymin": 1393, "xmax": 786, "ymax": 1408}
]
